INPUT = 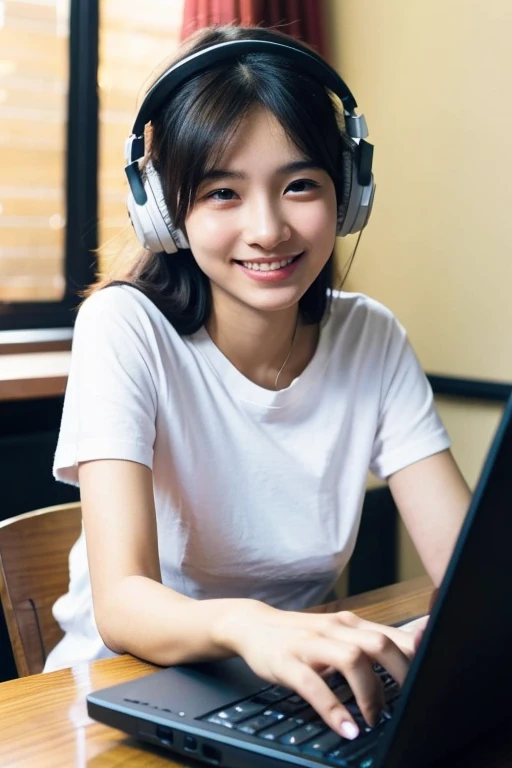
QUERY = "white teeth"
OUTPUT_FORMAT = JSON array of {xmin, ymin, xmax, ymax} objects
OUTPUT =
[{"xmin": 241, "ymin": 256, "xmax": 298, "ymax": 271}]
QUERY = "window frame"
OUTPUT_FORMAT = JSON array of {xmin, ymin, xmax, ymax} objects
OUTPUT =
[{"xmin": 0, "ymin": 0, "xmax": 99, "ymax": 332}]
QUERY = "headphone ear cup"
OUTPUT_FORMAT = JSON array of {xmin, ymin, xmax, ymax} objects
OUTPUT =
[
  {"xmin": 126, "ymin": 160, "xmax": 190, "ymax": 253},
  {"xmin": 144, "ymin": 161, "xmax": 190, "ymax": 252},
  {"xmin": 126, "ymin": 186, "xmax": 167, "ymax": 253},
  {"xmin": 336, "ymin": 147, "xmax": 375, "ymax": 237}
]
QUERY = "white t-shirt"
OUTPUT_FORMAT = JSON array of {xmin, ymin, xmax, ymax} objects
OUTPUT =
[{"xmin": 44, "ymin": 285, "xmax": 450, "ymax": 672}]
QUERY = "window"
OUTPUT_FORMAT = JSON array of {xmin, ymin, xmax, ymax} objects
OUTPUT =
[
  {"xmin": 97, "ymin": 0, "xmax": 184, "ymax": 272},
  {"xmin": 0, "ymin": 0, "xmax": 98, "ymax": 330}
]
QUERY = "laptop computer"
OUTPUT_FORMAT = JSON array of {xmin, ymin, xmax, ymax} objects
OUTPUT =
[{"xmin": 87, "ymin": 393, "xmax": 512, "ymax": 767}]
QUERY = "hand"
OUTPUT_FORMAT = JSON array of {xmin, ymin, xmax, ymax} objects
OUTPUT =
[
  {"xmin": 413, "ymin": 587, "xmax": 439, "ymax": 652},
  {"xmin": 213, "ymin": 601, "xmax": 417, "ymax": 740}
]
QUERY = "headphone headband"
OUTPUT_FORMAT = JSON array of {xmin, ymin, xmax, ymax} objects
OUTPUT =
[{"xmin": 133, "ymin": 39, "xmax": 358, "ymax": 137}]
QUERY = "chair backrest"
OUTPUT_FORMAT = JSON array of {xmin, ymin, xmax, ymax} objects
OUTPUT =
[{"xmin": 0, "ymin": 501, "xmax": 82, "ymax": 676}]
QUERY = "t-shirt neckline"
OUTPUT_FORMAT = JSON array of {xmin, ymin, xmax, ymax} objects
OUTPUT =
[{"xmin": 190, "ymin": 314, "xmax": 332, "ymax": 409}]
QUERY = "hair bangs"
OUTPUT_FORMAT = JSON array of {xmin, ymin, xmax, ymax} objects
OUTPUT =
[{"xmin": 154, "ymin": 53, "xmax": 345, "ymax": 231}]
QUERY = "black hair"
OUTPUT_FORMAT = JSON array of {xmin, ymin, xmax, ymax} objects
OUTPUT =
[{"xmin": 97, "ymin": 25, "xmax": 353, "ymax": 334}]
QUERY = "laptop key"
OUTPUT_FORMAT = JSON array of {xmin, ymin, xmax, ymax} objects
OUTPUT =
[
  {"xmin": 339, "ymin": 734, "xmax": 379, "ymax": 765},
  {"xmin": 384, "ymin": 680, "xmax": 399, "ymax": 696},
  {"xmin": 280, "ymin": 705, "xmax": 318, "ymax": 724},
  {"xmin": 332, "ymin": 684, "xmax": 354, "ymax": 703},
  {"xmin": 385, "ymin": 694, "xmax": 400, "ymax": 714},
  {"xmin": 272, "ymin": 697, "xmax": 309, "ymax": 716},
  {"xmin": 287, "ymin": 694, "xmax": 309, "ymax": 708},
  {"xmin": 345, "ymin": 751, "xmax": 376, "ymax": 767},
  {"xmin": 344, "ymin": 701, "xmax": 366, "ymax": 729},
  {"xmin": 324, "ymin": 671, "xmax": 347, "ymax": 688},
  {"xmin": 218, "ymin": 699, "xmax": 267, "ymax": 722},
  {"xmin": 301, "ymin": 728, "xmax": 342, "ymax": 756},
  {"xmin": 325, "ymin": 750, "xmax": 349, "ymax": 766},
  {"xmin": 207, "ymin": 714, "xmax": 235, "ymax": 728},
  {"xmin": 236, "ymin": 711, "xmax": 284, "ymax": 735},
  {"xmin": 261, "ymin": 718, "xmax": 301, "ymax": 741},
  {"xmin": 253, "ymin": 686, "xmax": 292, "ymax": 704},
  {"xmin": 279, "ymin": 722, "xmax": 325, "ymax": 746}
]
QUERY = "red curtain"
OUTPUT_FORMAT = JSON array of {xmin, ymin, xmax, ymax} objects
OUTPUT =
[{"xmin": 181, "ymin": 0, "xmax": 324, "ymax": 54}]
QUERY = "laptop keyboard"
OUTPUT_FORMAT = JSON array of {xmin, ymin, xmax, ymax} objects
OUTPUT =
[{"xmin": 200, "ymin": 665, "xmax": 400, "ymax": 767}]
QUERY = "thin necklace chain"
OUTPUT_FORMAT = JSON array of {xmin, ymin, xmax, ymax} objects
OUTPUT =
[{"xmin": 274, "ymin": 314, "xmax": 300, "ymax": 391}]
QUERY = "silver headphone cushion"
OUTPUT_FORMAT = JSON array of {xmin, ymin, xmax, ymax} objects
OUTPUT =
[
  {"xmin": 336, "ymin": 149, "xmax": 354, "ymax": 235},
  {"xmin": 337, "ymin": 148, "xmax": 375, "ymax": 237},
  {"xmin": 144, "ymin": 161, "xmax": 190, "ymax": 252}
]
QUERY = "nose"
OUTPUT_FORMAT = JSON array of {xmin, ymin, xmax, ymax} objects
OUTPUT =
[{"xmin": 242, "ymin": 195, "xmax": 292, "ymax": 250}]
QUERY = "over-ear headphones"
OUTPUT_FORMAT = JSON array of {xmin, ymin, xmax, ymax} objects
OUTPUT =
[{"xmin": 124, "ymin": 38, "xmax": 375, "ymax": 254}]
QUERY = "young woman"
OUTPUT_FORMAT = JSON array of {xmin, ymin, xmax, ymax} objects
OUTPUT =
[{"xmin": 45, "ymin": 25, "xmax": 470, "ymax": 742}]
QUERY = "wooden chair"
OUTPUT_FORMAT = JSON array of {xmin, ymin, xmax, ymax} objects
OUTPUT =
[{"xmin": 0, "ymin": 501, "xmax": 82, "ymax": 676}]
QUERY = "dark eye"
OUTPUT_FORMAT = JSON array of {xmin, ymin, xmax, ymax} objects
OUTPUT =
[
  {"xmin": 286, "ymin": 179, "xmax": 320, "ymax": 194},
  {"xmin": 208, "ymin": 188, "xmax": 237, "ymax": 201}
]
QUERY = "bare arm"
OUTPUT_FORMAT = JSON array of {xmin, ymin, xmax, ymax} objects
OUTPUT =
[
  {"xmin": 388, "ymin": 449, "xmax": 471, "ymax": 587},
  {"xmin": 79, "ymin": 458, "xmax": 256, "ymax": 666}
]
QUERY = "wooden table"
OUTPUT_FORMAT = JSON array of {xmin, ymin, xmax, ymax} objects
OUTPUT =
[
  {"xmin": 0, "ymin": 577, "xmax": 510, "ymax": 767},
  {"xmin": 0, "ymin": 351, "xmax": 70, "ymax": 401}
]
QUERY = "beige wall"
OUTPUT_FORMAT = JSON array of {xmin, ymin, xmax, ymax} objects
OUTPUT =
[{"xmin": 325, "ymin": 1, "xmax": 511, "ymax": 580}]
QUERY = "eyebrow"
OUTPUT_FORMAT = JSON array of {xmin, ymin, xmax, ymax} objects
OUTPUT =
[{"xmin": 200, "ymin": 160, "xmax": 323, "ymax": 183}]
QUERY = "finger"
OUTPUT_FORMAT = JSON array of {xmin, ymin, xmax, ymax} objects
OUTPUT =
[
  {"xmin": 288, "ymin": 610, "xmax": 417, "ymax": 660},
  {"xmin": 352, "ymin": 628, "xmax": 411, "ymax": 690},
  {"xmin": 413, "ymin": 628, "xmax": 425, "ymax": 653},
  {"xmin": 373, "ymin": 625, "xmax": 418, "ymax": 660},
  {"xmin": 332, "ymin": 611, "xmax": 417, "ymax": 660},
  {"xmin": 299, "ymin": 637, "xmax": 384, "ymax": 730},
  {"xmin": 281, "ymin": 656, "xmax": 361, "ymax": 740},
  {"xmin": 398, "ymin": 615, "xmax": 429, "ymax": 635},
  {"xmin": 316, "ymin": 615, "xmax": 411, "ymax": 687}
]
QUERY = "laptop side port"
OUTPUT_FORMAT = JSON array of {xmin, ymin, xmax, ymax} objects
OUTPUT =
[
  {"xmin": 155, "ymin": 724, "xmax": 173, "ymax": 746},
  {"xmin": 184, "ymin": 734, "xmax": 198, "ymax": 752},
  {"xmin": 201, "ymin": 743, "xmax": 222, "ymax": 764}
]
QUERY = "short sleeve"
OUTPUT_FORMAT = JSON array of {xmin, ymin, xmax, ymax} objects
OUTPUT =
[
  {"xmin": 54, "ymin": 287, "xmax": 158, "ymax": 485},
  {"xmin": 369, "ymin": 315, "xmax": 451, "ymax": 480}
]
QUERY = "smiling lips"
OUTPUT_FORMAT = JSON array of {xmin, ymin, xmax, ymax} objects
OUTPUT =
[
  {"xmin": 235, "ymin": 252, "xmax": 305, "ymax": 281},
  {"xmin": 237, "ymin": 253, "xmax": 303, "ymax": 270},
  {"xmin": 240, "ymin": 255, "xmax": 297, "ymax": 271}
]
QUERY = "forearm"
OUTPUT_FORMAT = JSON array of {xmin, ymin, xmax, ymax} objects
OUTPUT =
[{"xmin": 95, "ymin": 574, "xmax": 269, "ymax": 666}]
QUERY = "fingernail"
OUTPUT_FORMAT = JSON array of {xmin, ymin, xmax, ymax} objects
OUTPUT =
[{"xmin": 340, "ymin": 721, "xmax": 359, "ymax": 740}]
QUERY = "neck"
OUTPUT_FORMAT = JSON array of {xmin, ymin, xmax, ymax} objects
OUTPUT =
[{"xmin": 205, "ymin": 301, "xmax": 312, "ymax": 391}]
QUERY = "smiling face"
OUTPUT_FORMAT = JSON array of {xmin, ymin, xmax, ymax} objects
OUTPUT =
[{"xmin": 184, "ymin": 106, "xmax": 338, "ymax": 320}]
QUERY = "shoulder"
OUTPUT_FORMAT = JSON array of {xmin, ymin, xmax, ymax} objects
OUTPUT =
[
  {"xmin": 71, "ymin": 284, "xmax": 185, "ymax": 380},
  {"xmin": 326, "ymin": 290, "xmax": 403, "ymax": 339},
  {"xmin": 77, "ymin": 283, "xmax": 157, "ymax": 326},
  {"xmin": 70, "ymin": 283, "xmax": 206, "ymax": 394},
  {"xmin": 75, "ymin": 284, "xmax": 175, "ymax": 344}
]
